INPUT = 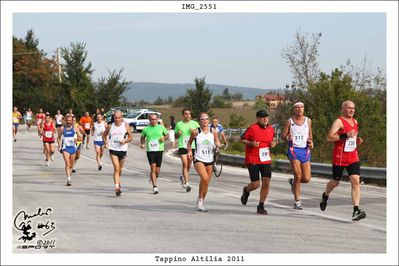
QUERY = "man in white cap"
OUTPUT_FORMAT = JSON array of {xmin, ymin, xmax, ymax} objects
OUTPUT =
[{"xmin": 282, "ymin": 101, "xmax": 314, "ymax": 210}]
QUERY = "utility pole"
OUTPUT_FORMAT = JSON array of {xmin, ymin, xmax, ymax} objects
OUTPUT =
[{"xmin": 57, "ymin": 48, "xmax": 62, "ymax": 83}]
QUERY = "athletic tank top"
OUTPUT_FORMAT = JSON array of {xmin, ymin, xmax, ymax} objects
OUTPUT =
[
  {"xmin": 194, "ymin": 127, "xmax": 215, "ymax": 163},
  {"xmin": 55, "ymin": 114, "xmax": 63, "ymax": 125},
  {"xmin": 43, "ymin": 122, "xmax": 55, "ymax": 142},
  {"xmin": 12, "ymin": 112, "xmax": 20, "ymax": 123},
  {"xmin": 289, "ymin": 117, "xmax": 309, "ymax": 148},
  {"xmin": 109, "ymin": 122, "xmax": 128, "ymax": 151},
  {"xmin": 62, "ymin": 126, "xmax": 76, "ymax": 149},
  {"xmin": 93, "ymin": 122, "xmax": 106, "ymax": 142},
  {"xmin": 332, "ymin": 117, "xmax": 359, "ymax": 166}
]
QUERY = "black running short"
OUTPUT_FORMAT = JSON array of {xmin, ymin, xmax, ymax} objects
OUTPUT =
[
  {"xmin": 247, "ymin": 164, "xmax": 272, "ymax": 182},
  {"xmin": 332, "ymin": 162, "xmax": 360, "ymax": 180},
  {"xmin": 193, "ymin": 157, "xmax": 214, "ymax": 167},
  {"xmin": 178, "ymin": 148, "xmax": 195, "ymax": 155},
  {"xmin": 43, "ymin": 140, "xmax": 55, "ymax": 144},
  {"xmin": 84, "ymin": 129, "xmax": 91, "ymax": 135},
  {"xmin": 109, "ymin": 150, "xmax": 127, "ymax": 160},
  {"xmin": 146, "ymin": 151, "xmax": 163, "ymax": 167}
]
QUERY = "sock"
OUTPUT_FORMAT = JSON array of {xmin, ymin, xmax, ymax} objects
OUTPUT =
[
  {"xmin": 115, "ymin": 183, "xmax": 120, "ymax": 188},
  {"xmin": 323, "ymin": 192, "xmax": 329, "ymax": 201},
  {"xmin": 354, "ymin": 206, "xmax": 359, "ymax": 212},
  {"xmin": 258, "ymin": 202, "xmax": 264, "ymax": 208}
]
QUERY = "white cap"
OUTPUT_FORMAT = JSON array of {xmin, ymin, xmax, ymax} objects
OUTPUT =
[{"xmin": 293, "ymin": 101, "xmax": 304, "ymax": 107}]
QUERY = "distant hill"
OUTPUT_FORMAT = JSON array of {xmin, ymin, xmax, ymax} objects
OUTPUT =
[{"xmin": 122, "ymin": 82, "xmax": 277, "ymax": 102}]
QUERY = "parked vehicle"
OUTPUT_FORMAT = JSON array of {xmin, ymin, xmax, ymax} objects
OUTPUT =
[{"xmin": 123, "ymin": 109, "xmax": 163, "ymax": 132}]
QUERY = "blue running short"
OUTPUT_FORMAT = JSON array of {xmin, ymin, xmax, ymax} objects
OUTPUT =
[
  {"xmin": 61, "ymin": 146, "xmax": 77, "ymax": 155},
  {"xmin": 94, "ymin": 140, "xmax": 104, "ymax": 147},
  {"xmin": 287, "ymin": 147, "xmax": 311, "ymax": 163}
]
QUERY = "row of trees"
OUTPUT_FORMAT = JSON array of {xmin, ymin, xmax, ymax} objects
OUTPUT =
[{"xmin": 13, "ymin": 30, "xmax": 129, "ymax": 117}]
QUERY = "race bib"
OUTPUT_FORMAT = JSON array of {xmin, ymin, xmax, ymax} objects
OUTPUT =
[
  {"xmin": 64, "ymin": 137, "xmax": 75, "ymax": 146},
  {"xmin": 112, "ymin": 137, "xmax": 121, "ymax": 145},
  {"xmin": 259, "ymin": 147, "xmax": 271, "ymax": 162},
  {"xmin": 85, "ymin": 123, "xmax": 90, "ymax": 130},
  {"xmin": 45, "ymin": 131, "xmax": 53, "ymax": 138},
  {"xmin": 292, "ymin": 131, "xmax": 306, "ymax": 147},
  {"xmin": 183, "ymin": 136, "xmax": 190, "ymax": 146},
  {"xmin": 37, "ymin": 119, "xmax": 42, "ymax": 124},
  {"xmin": 344, "ymin": 136, "xmax": 357, "ymax": 152},
  {"xmin": 96, "ymin": 131, "xmax": 103, "ymax": 137},
  {"xmin": 149, "ymin": 140, "xmax": 159, "ymax": 151}
]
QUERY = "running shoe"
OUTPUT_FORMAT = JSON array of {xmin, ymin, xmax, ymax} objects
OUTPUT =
[
  {"xmin": 86, "ymin": 146, "xmax": 89, "ymax": 149},
  {"xmin": 257, "ymin": 205, "xmax": 268, "ymax": 215},
  {"xmin": 352, "ymin": 209, "xmax": 366, "ymax": 221},
  {"xmin": 14, "ymin": 139, "xmax": 17, "ymax": 142},
  {"xmin": 197, "ymin": 199, "xmax": 207, "ymax": 212},
  {"xmin": 294, "ymin": 200, "xmax": 303, "ymax": 210},
  {"xmin": 184, "ymin": 182, "xmax": 191, "ymax": 192},
  {"xmin": 66, "ymin": 177, "xmax": 72, "ymax": 186},
  {"xmin": 45, "ymin": 161, "xmax": 50, "ymax": 167},
  {"xmin": 98, "ymin": 165, "xmax": 102, "ymax": 171},
  {"xmin": 240, "ymin": 186, "xmax": 250, "ymax": 205},
  {"xmin": 288, "ymin": 178, "xmax": 294, "ymax": 194},
  {"xmin": 51, "ymin": 154, "xmax": 54, "ymax": 161},
  {"xmin": 115, "ymin": 187, "xmax": 122, "ymax": 196},
  {"xmin": 153, "ymin": 186, "xmax": 159, "ymax": 194},
  {"xmin": 320, "ymin": 192, "xmax": 328, "ymax": 211}
]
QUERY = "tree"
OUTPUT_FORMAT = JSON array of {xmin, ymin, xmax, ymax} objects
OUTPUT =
[
  {"xmin": 183, "ymin": 77, "xmax": 213, "ymax": 118},
  {"xmin": 282, "ymin": 29, "xmax": 322, "ymax": 90},
  {"xmin": 222, "ymin": 87, "xmax": 230, "ymax": 100},
  {"xmin": 96, "ymin": 68, "xmax": 129, "ymax": 110},
  {"xmin": 61, "ymin": 42, "xmax": 96, "ymax": 115},
  {"xmin": 229, "ymin": 113, "xmax": 247, "ymax": 128},
  {"xmin": 211, "ymin": 95, "xmax": 233, "ymax": 108},
  {"xmin": 153, "ymin": 96, "xmax": 164, "ymax": 105}
]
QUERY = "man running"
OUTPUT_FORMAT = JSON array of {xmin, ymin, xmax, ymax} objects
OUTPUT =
[
  {"xmin": 91, "ymin": 113, "xmax": 107, "ymax": 170},
  {"xmin": 174, "ymin": 108, "xmax": 200, "ymax": 192},
  {"xmin": 80, "ymin": 111, "xmax": 93, "ymax": 149},
  {"xmin": 282, "ymin": 102, "xmax": 314, "ymax": 210},
  {"xmin": 209, "ymin": 117, "xmax": 228, "ymax": 147},
  {"xmin": 187, "ymin": 113, "xmax": 221, "ymax": 212},
  {"xmin": 40, "ymin": 112, "xmax": 56, "ymax": 166},
  {"xmin": 240, "ymin": 110, "xmax": 277, "ymax": 215},
  {"xmin": 36, "ymin": 108, "xmax": 46, "ymax": 138},
  {"xmin": 25, "ymin": 107, "xmax": 34, "ymax": 131},
  {"xmin": 54, "ymin": 110, "xmax": 64, "ymax": 136},
  {"xmin": 320, "ymin": 100, "xmax": 366, "ymax": 221},
  {"xmin": 12, "ymin": 107, "xmax": 23, "ymax": 142},
  {"xmin": 168, "ymin": 115, "xmax": 176, "ymax": 149},
  {"xmin": 57, "ymin": 114, "xmax": 80, "ymax": 186},
  {"xmin": 103, "ymin": 110, "xmax": 132, "ymax": 196},
  {"xmin": 140, "ymin": 113, "xmax": 169, "ymax": 194}
]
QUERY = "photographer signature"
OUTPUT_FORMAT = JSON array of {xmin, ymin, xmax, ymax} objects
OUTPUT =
[{"xmin": 14, "ymin": 208, "xmax": 55, "ymax": 242}]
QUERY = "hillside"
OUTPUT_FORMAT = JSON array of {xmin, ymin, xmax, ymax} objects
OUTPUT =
[{"xmin": 122, "ymin": 82, "xmax": 277, "ymax": 102}]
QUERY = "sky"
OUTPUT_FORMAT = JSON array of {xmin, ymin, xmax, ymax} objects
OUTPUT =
[{"xmin": 12, "ymin": 12, "xmax": 386, "ymax": 90}]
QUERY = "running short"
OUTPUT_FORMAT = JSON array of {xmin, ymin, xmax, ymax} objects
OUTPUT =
[
  {"xmin": 193, "ymin": 158, "xmax": 214, "ymax": 167},
  {"xmin": 84, "ymin": 129, "xmax": 91, "ymax": 135},
  {"xmin": 56, "ymin": 124, "xmax": 63, "ymax": 128},
  {"xmin": 94, "ymin": 140, "xmax": 104, "ymax": 147},
  {"xmin": 61, "ymin": 147, "xmax": 77, "ymax": 155},
  {"xmin": 76, "ymin": 142, "xmax": 82, "ymax": 150},
  {"xmin": 247, "ymin": 164, "xmax": 272, "ymax": 182},
  {"xmin": 146, "ymin": 151, "xmax": 163, "ymax": 167},
  {"xmin": 332, "ymin": 162, "xmax": 360, "ymax": 180},
  {"xmin": 287, "ymin": 147, "xmax": 311, "ymax": 163},
  {"xmin": 43, "ymin": 140, "xmax": 55, "ymax": 144},
  {"xmin": 110, "ymin": 150, "xmax": 127, "ymax": 160},
  {"xmin": 13, "ymin": 123, "xmax": 19, "ymax": 127},
  {"xmin": 178, "ymin": 148, "xmax": 195, "ymax": 155}
]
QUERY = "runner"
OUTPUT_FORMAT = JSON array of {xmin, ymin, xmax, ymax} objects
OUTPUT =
[
  {"xmin": 168, "ymin": 115, "xmax": 176, "ymax": 149},
  {"xmin": 54, "ymin": 110, "xmax": 64, "ymax": 136},
  {"xmin": 103, "ymin": 110, "xmax": 132, "ymax": 196},
  {"xmin": 91, "ymin": 113, "xmax": 107, "ymax": 170},
  {"xmin": 320, "ymin": 100, "xmax": 366, "ymax": 221},
  {"xmin": 174, "ymin": 108, "xmax": 200, "ymax": 192},
  {"xmin": 80, "ymin": 111, "xmax": 93, "ymax": 149},
  {"xmin": 25, "ymin": 107, "xmax": 34, "ymax": 131},
  {"xmin": 281, "ymin": 102, "xmax": 314, "ymax": 210},
  {"xmin": 36, "ymin": 108, "xmax": 46, "ymax": 138},
  {"xmin": 57, "ymin": 114, "xmax": 80, "ymax": 186},
  {"xmin": 40, "ymin": 112, "xmax": 56, "ymax": 166},
  {"xmin": 240, "ymin": 110, "xmax": 277, "ymax": 215},
  {"xmin": 209, "ymin": 117, "xmax": 228, "ymax": 146},
  {"xmin": 140, "ymin": 113, "xmax": 169, "ymax": 194},
  {"xmin": 187, "ymin": 113, "xmax": 221, "ymax": 212},
  {"xmin": 12, "ymin": 107, "xmax": 23, "ymax": 142},
  {"xmin": 72, "ymin": 116, "xmax": 85, "ymax": 173}
]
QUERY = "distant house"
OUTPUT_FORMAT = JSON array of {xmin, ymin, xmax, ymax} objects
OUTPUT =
[{"xmin": 255, "ymin": 93, "xmax": 288, "ymax": 109}]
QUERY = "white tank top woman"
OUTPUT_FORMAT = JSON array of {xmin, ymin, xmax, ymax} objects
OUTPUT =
[
  {"xmin": 289, "ymin": 117, "xmax": 309, "ymax": 148},
  {"xmin": 194, "ymin": 128, "xmax": 215, "ymax": 163},
  {"xmin": 109, "ymin": 122, "xmax": 128, "ymax": 151},
  {"xmin": 94, "ymin": 121, "xmax": 106, "ymax": 142}
]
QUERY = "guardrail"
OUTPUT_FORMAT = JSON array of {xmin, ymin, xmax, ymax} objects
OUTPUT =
[{"xmin": 221, "ymin": 154, "xmax": 386, "ymax": 181}]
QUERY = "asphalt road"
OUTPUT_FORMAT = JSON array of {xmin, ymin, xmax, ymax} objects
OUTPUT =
[{"xmin": 12, "ymin": 126, "xmax": 386, "ymax": 255}]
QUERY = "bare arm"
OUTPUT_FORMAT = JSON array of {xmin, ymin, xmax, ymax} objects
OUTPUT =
[
  {"xmin": 123, "ymin": 123, "xmax": 133, "ymax": 144},
  {"xmin": 327, "ymin": 119, "xmax": 345, "ymax": 142},
  {"xmin": 281, "ymin": 119, "xmax": 291, "ymax": 141},
  {"xmin": 102, "ymin": 124, "xmax": 111, "ymax": 148},
  {"xmin": 186, "ymin": 129, "xmax": 198, "ymax": 160},
  {"xmin": 307, "ymin": 118, "xmax": 314, "ymax": 149}
]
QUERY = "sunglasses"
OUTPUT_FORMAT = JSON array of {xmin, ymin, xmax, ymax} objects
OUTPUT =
[{"xmin": 200, "ymin": 117, "xmax": 209, "ymax": 120}]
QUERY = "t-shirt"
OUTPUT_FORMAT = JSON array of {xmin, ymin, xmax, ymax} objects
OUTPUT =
[
  {"xmin": 141, "ymin": 124, "xmax": 168, "ymax": 152},
  {"xmin": 79, "ymin": 116, "xmax": 93, "ymax": 130},
  {"xmin": 174, "ymin": 120, "xmax": 200, "ymax": 149},
  {"xmin": 241, "ymin": 123, "xmax": 275, "ymax": 165}
]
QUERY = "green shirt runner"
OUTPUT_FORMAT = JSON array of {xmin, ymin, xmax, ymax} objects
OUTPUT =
[
  {"xmin": 174, "ymin": 120, "xmax": 200, "ymax": 149},
  {"xmin": 141, "ymin": 124, "xmax": 169, "ymax": 152}
]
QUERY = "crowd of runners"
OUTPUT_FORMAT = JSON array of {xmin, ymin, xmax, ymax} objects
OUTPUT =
[{"xmin": 12, "ymin": 100, "xmax": 366, "ymax": 221}]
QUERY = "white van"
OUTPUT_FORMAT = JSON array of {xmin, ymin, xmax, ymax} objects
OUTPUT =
[{"xmin": 123, "ymin": 109, "xmax": 163, "ymax": 132}]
